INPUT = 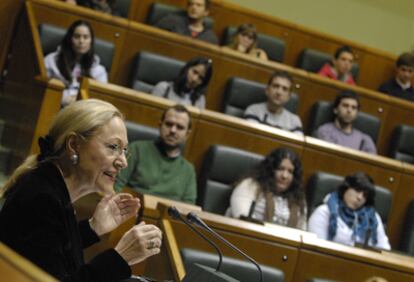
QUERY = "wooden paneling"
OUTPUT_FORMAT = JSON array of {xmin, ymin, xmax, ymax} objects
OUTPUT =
[
  {"xmin": 294, "ymin": 249, "xmax": 414, "ymax": 282},
  {"xmin": 0, "ymin": 0, "xmax": 25, "ymax": 76},
  {"xmin": 0, "ymin": 243, "xmax": 57, "ymax": 282},
  {"xmin": 388, "ymin": 164, "xmax": 414, "ymax": 251}
]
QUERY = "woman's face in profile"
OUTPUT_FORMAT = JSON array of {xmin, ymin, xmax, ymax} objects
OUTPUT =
[
  {"xmin": 274, "ymin": 158, "xmax": 294, "ymax": 193},
  {"xmin": 343, "ymin": 187, "xmax": 367, "ymax": 210},
  {"xmin": 186, "ymin": 64, "xmax": 207, "ymax": 90},
  {"xmin": 77, "ymin": 116, "xmax": 128, "ymax": 195},
  {"xmin": 71, "ymin": 25, "xmax": 92, "ymax": 56}
]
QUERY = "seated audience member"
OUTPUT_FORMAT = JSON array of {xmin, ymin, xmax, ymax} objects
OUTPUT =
[
  {"xmin": 378, "ymin": 52, "xmax": 414, "ymax": 102},
  {"xmin": 0, "ymin": 99, "xmax": 162, "ymax": 281},
  {"xmin": 225, "ymin": 23, "xmax": 268, "ymax": 60},
  {"xmin": 318, "ymin": 45, "xmax": 356, "ymax": 85},
  {"xmin": 226, "ymin": 147, "xmax": 307, "ymax": 230},
  {"xmin": 115, "ymin": 105, "xmax": 197, "ymax": 204},
  {"xmin": 64, "ymin": 0, "xmax": 119, "ymax": 15},
  {"xmin": 308, "ymin": 172, "xmax": 391, "ymax": 250},
  {"xmin": 154, "ymin": 0, "xmax": 218, "ymax": 45},
  {"xmin": 244, "ymin": 71, "xmax": 303, "ymax": 134},
  {"xmin": 151, "ymin": 57, "xmax": 213, "ymax": 109},
  {"xmin": 315, "ymin": 91, "xmax": 377, "ymax": 154},
  {"xmin": 44, "ymin": 20, "xmax": 108, "ymax": 107}
]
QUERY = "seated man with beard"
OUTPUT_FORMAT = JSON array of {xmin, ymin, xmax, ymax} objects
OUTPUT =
[
  {"xmin": 314, "ymin": 91, "xmax": 377, "ymax": 154},
  {"xmin": 115, "ymin": 104, "xmax": 197, "ymax": 204}
]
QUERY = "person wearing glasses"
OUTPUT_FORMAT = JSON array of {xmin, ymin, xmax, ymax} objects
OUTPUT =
[
  {"xmin": 115, "ymin": 104, "xmax": 197, "ymax": 204},
  {"xmin": 0, "ymin": 99, "xmax": 162, "ymax": 281}
]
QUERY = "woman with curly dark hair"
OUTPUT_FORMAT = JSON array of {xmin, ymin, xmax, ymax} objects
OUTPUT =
[
  {"xmin": 226, "ymin": 147, "xmax": 307, "ymax": 230},
  {"xmin": 44, "ymin": 20, "xmax": 108, "ymax": 106},
  {"xmin": 151, "ymin": 57, "xmax": 213, "ymax": 109}
]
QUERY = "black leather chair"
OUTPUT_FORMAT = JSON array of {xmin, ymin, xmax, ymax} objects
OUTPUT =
[
  {"xmin": 222, "ymin": 77, "xmax": 299, "ymax": 118},
  {"xmin": 129, "ymin": 51, "xmax": 184, "ymax": 93},
  {"xmin": 399, "ymin": 200, "xmax": 414, "ymax": 256},
  {"xmin": 197, "ymin": 145, "xmax": 263, "ymax": 214},
  {"xmin": 306, "ymin": 171, "xmax": 393, "ymax": 225},
  {"xmin": 307, "ymin": 101, "xmax": 381, "ymax": 144},
  {"xmin": 221, "ymin": 26, "xmax": 285, "ymax": 62},
  {"xmin": 125, "ymin": 121, "xmax": 159, "ymax": 143},
  {"xmin": 181, "ymin": 248, "xmax": 284, "ymax": 282},
  {"xmin": 38, "ymin": 23, "xmax": 115, "ymax": 72},
  {"xmin": 113, "ymin": 0, "xmax": 131, "ymax": 18},
  {"xmin": 388, "ymin": 125, "xmax": 414, "ymax": 164},
  {"xmin": 146, "ymin": 3, "xmax": 214, "ymax": 29},
  {"xmin": 296, "ymin": 48, "xmax": 359, "ymax": 81}
]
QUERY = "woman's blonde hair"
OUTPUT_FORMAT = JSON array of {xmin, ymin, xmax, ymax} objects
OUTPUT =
[
  {"xmin": 1, "ymin": 99, "xmax": 123, "ymax": 196},
  {"xmin": 228, "ymin": 23, "xmax": 258, "ymax": 53}
]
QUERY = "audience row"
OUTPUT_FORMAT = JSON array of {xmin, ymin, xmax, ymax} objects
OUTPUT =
[
  {"xmin": 112, "ymin": 104, "xmax": 391, "ymax": 251},
  {"xmin": 59, "ymin": 0, "xmax": 414, "ymax": 103},
  {"xmin": 42, "ymin": 20, "xmax": 391, "ymax": 157}
]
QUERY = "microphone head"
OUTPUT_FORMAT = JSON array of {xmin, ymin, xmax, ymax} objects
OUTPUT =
[
  {"xmin": 186, "ymin": 212, "xmax": 199, "ymax": 224},
  {"xmin": 168, "ymin": 206, "xmax": 181, "ymax": 219}
]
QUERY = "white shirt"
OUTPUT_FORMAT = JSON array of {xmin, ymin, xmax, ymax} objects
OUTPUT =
[
  {"xmin": 226, "ymin": 178, "xmax": 307, "ymax": 230},
  {"xmin": 308, "ymin": 204, "xmax": 391, "ymax": 250}
]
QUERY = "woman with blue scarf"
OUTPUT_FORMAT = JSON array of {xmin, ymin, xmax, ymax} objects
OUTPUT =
[{"xmin": 308, "ymin": 172, "xmax": 390, "ymax": 250}]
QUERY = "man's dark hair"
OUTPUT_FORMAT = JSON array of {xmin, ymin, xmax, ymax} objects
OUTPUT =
[
  {"xmin": 334, "ymin": 45, "xmax": 354, "ymax": 59},
  {"xmin": 396, "ymin": 52, "xmax": 414, "ymax": 68},
  {"xmin": 337, "ymin": 172, "xmax": 376, "ymax": 207},
  {"xmin": 161, "ymin": 104, "xmax": 192, "ymax": 130},
  {"xmin": 267, "ymin": 71, "xmax": 293, "ymax": 88},
  {"xmin": 333, "ymin": 90, "xmax": 360, "ymax": 110},
  {"xmin": 188, "ymin": 0, "xmax": 210, "ymax": 9}
]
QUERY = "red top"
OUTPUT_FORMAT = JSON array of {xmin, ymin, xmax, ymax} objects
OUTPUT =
[{"xmin": 318, "ymin": 63, "xmax": 356, "ymax": 85}]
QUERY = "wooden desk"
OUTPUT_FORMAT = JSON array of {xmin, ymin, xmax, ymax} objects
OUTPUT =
[
  {"xmin": 294, "ymin": 236, "xmax": 414, "ymax": 282},
  {"xmin": 0, "ymin": 243, "xmax": 57, "ymax": 282}
]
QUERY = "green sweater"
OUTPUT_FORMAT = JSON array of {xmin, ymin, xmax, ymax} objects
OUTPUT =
[{"xmin": 114, "ymin": 140, "xmax": 197, "ymax": 204}]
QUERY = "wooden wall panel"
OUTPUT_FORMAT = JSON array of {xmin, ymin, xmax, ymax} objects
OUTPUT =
[
  {"xmin": 0, "ymin": 0, "xmax": 25, "ymax": 77},
  {"xmin": 294, "ymin": 249, "xmax": 414, "ymax": 282}
]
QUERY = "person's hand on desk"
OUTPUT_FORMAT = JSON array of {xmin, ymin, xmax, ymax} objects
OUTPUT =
[
  {"xmin": 115, "ymin": 222, "xmax": 163, "ymax": 265},
  {"xmin": 89, "ymin": 193, "xmax": 141, "ymax": 236}
]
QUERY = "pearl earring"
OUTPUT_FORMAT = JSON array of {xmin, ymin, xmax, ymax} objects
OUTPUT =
[{"xmin": 70, "ymin": 154, "xmax": 79, "ymax": 165}]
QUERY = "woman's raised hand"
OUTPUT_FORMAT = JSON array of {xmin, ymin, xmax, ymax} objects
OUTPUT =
[{"xmin": 90, "ymin": 193, "xmax": 140, "ymax": 236}]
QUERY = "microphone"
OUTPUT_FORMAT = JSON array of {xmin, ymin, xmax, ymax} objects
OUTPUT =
[
  {"xmin": 167, "ymin": 207, "xmax": 223, "ymax": 272},
  {"xmin": 187, "ymin": 212, "xmax": 263, "ymax": 282},
  {"xmin": 363, "ymin": 228, "xmax": 372, "ymax": 248}
]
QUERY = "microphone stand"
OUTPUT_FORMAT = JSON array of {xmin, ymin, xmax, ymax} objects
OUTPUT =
[{"xmin": 187, "ymin": 212, "xmax": 263, "ymax": 282}]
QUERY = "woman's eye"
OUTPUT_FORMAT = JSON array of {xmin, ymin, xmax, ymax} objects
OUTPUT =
[{"xmin": 108, "ymin": 144, "xmax": 118, "ymax": 151}]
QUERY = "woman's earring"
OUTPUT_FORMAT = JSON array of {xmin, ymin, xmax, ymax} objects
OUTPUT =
[{"xmin": 70, "ymin": 154, "xmax": 79, "ymax": 165}]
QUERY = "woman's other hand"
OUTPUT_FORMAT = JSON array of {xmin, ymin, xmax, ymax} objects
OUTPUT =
[{"xmin": 115, "ymin": 222, "xmax": 162, "ymax": 265}]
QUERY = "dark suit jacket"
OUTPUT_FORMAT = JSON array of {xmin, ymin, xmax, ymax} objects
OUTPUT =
[{"xmin": 0, "ymin": 162, "xmax": 131, "ymax": 281}]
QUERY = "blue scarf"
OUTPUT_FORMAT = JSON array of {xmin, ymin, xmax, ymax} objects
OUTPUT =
[{"xmin": 327, "ymin": 192, "xmax": 378, "ymax": 245}]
